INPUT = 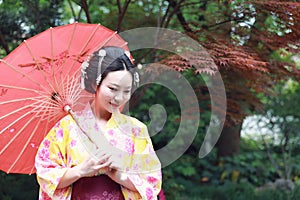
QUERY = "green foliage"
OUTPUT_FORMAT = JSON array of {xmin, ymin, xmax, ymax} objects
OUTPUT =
[
  {"xmin": 253, "ymin": 80, "xmax": 300, "ymax": 179},
  {"xmin": 161, "ymin": 135, "xmax": 300, "ymax": 198},
  {"xmin": 176, "ymin": 182, "xmax": 300, "ymax": 200},
  {"xmin": 265, "ymin": 14, "xmax": 290, "ymax": 36},
  {"xmin": 0, "ymin": 0, "xmax": 25, "ymax": 55},
  {"xmin": 270, "ymin": 48, "xmax": 296, "ymax": 64},
  {"xmin": 0, "ymin": 172, "xmax": 39, "ymax": 200},
  {"xmin": 20, "ymin": 0, "xmax": 64, "ymax": 35},
  {"xmin": 1, "ymin": 0, "xmax": 300, "ymax": 199}
]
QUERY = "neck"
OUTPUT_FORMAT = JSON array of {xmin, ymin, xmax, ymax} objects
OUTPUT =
[{"xmin": 90, "ymin": 101, "xmax": 111, "ymax": 121}]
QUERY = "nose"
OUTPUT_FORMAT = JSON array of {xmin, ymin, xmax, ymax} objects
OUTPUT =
[{"xmin": 113, "ymin": 92, "xmax": 124, "ymax": 103}]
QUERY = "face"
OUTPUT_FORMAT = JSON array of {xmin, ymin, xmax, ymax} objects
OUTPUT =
[{"xmin": 95, "ymin": 70, "xmax": 133, "ymax": 115}]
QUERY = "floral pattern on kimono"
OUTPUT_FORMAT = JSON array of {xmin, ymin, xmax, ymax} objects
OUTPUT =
[{"xmin": 35, "ymin": 104, "xmax": 162, "ymax": 200}]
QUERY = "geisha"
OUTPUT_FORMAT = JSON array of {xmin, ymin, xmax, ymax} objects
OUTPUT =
[{"xmin": 35, "ymin": 46, "xmax": 162, "ymax": 200}]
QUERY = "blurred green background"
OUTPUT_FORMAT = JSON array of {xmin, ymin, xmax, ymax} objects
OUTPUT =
[{"xmin": 0, "ymin": 0, "xmax": 300, "ymax": 199}]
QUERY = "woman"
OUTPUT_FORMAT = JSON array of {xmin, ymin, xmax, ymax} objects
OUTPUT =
[{"xmin": 35, "ymin": 46, "xmax": 162, "ymax": 200}]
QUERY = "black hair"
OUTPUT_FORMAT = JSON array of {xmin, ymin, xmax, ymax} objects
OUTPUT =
[{"xmin": 84, "ymin": 46, "xmax": 136, "ymax": 94}]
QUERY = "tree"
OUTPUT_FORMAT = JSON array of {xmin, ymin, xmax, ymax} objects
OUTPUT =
[
  {"xmin": 0, "ymin": 1, "xmax": 25, "ymax": 55},
  {"xmin": 258, "ymin": 80, "xmax": 300, "ymax": 181},
  {"xmin": 154, "ymin": 0, "xmax": 300, "ymax": 157},
  {"xmin": 1, "ymin": 0, "xmax": 300, "ymax": 197},
  {"xmin": 0, "ymin": 0, "xmax": 64, "ymax": 56}
]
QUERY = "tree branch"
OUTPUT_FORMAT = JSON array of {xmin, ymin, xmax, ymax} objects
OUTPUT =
[
  {"xmin": 116, "ymin": 0, "xmax": 131, "ymax": 32},
  {"xmin": 0, "ymin": 30, "xmax": 9, "ymax": 54},
  {"xmin": 67, "ymin": 0, "xmax": 77, "ymax": 22},
  {"xmin": 166, "ymin": 0, "xmax": 193, "ymax": 32},
  {"xmin": 81, "ymin": 0, "xmax": 92, "ymax": 23},
  {"xmin": 159, "ymin": 1, "xmax": 172, "ymax": 28}
]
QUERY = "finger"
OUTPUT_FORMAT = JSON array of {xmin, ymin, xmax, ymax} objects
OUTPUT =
[
  {"xmin": 106, "ymin": 157, "xmax": 114, "ymax": 168},
  {"xmin": 95, "ymin": 149, "xmax": 106, "ymax": 157},
  {"xmin": 96, "ymin": 154, "xmax": 111, "ymax": 165},
  {"xmin": 95, "ymin": 150, "xmax": 113, "ymax": 160},
  {"xmin": 95, "ymin": 162, "xmax": 110, "ymax": 170},
  {"xmin": 95, "ymin": 148, "xmax": 113, "ymax": 156},
  {"xmin": 107, "ymin": 160, "xmax": 122, "ymax": 170}
]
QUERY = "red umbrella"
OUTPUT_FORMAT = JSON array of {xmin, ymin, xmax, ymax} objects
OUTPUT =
[{"xmin": 0, "ymin": 22, "xmax": 129, "ymax": 174}]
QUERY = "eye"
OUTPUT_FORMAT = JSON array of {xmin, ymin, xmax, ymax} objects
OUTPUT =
[
  {"xmin": 108, "ymin": 86, "xmax": 117, "ymax": 91},
  {"xmin": 124, "ymin": 90, "xmax": 131, "ymax": 94}
]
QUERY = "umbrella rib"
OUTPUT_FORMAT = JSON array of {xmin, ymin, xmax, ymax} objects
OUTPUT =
[
  {"xmin": 62, "ymin": 76, "xmax": 72, "ymax": 104},
  {"xmin": 53, "ymin": 22, "xmax": 80, "ymax": 97},
  {"xmin": 0, "ymin": 100, "xmax": 43, "ymax": 123},
  {"xmin": 94, "ymin": 31, "xmax": 118, "ymax": 53},
  {"xmin": 0, "ymin": 98, "xmax": 61, "ymax": 122},
  {"xmin": 0, "ymin": 98, "xmax": 55, "ymax": 131},
  {"xmin": 67, "ymin": 22, "xmax": 78, "ymax": 50},
  {"xmin": 29, "ymin": 98, "xmax": 64, "ymax": 120},
  {"xmin": 66, "ymin": 75, "xmax": 80, "ymax": 104},
  {"xmin": 120, "ymin": 42, "xmax": 128, "ymax": 48},
  {"xmin": 0, "ymin": 96, "xmax": 46, "ymax": 105},
  {"xmin": 30, "ymin": 99, "xmax": 63, "ymax": 122},
  {"xmin": 60, "ymin": 74, "xmax": 69, "ymax": 104},
  {"xmin": 63, "ymin": 30, "xmax": 120, "ymax": 90},
  {"xmin": 66, "ymin": 74, "xmax": 93, "ymax": 109},
  {"xmin": 50, "ymin": 27, "xmax": 59, "ymax": 91},
  {"xmin": 76, "ymin": 95, "xmax": 93, "ymax": 100},
  {"xmin": 0, "ymin": 84, "xmax": 52, "ymax": 105},
  {"xmin": 0, "ymin": 23, "xmax": 131, "ymax": 174},
  {"xmin": 7, "ymin": 117, "xmax": 42, "ymax": 174},
  {"xmin": 43, "ymin": 106, "xmax": 63, "ymax": 120},
  {"xmin": 0, "ymin": 84, "xmax": 49, "ymax": 96},
  {"xmin": 29, "ymin": 113, "xmax": 52, "ymax": 175},
  {"xmin": 0, "ymin": 98, "xmax": 58, "ymax": 156},
  {"xmin": 64, "ymin": 24, "xmax": 103, "ymax": 78},
  {"xmin": 23, "ymin": 40, "xmax": 58, "ymax": 96},
  {"xmin": 0, "ymin": 113, "xmax": 34, "ymax": 155},
  {"xmin": 0, "ymin": 59, "xmax": 49, "ymax": 91}
]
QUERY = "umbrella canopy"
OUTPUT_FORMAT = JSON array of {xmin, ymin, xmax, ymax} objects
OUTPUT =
[{"xmin": 0, "ymin": 22, "xmax": 129, "ymax": 174}]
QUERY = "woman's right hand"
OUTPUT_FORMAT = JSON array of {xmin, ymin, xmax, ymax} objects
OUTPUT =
[
  {"xmin": 76, "ymin": 151, "xmax": 111, "ymax": 177},
  {"xmin": 57, "ymin": 150, "xmax": 111, "ymax": 189}
]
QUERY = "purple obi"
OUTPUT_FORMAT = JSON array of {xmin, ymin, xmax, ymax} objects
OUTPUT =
[{"xmin": 71, "ymin": 175, "xmax": 125, "ymax": 200}]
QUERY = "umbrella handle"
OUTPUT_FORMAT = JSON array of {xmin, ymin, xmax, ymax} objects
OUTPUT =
[
  {"xmin": 63, "ymin": 105, "xmax": 103, "ymax": 151},
  {"xmin": 63, "ymin": 105, "xmax": 94, "ymax": 145},
  {"xmin": 63, "ymin": 105, "xmax": 72, "ymax": 113}
]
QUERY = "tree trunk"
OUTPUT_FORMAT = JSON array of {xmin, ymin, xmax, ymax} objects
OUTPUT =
[
  {"xmin": 217, "ymin": 121, "xmax": 242, "ymax": 158},
  {"xmin": 0, "ymin": 30, "xmax": 9, "ymax": 54}
]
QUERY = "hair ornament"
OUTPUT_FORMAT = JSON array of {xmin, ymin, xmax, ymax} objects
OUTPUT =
[
  {"xmin": 98, "ymin": 49, "xmax": 106, "ymax": 57},
  {"xmin": 80, "ymin": 59, "xmax": 90, "ymax": 89},
  {"xmin": 134, "ymin": 71, "xmax": 140, "ymax": 87},
  {"xmin": 96, "ymin": 74, "xmax": 102, "ymax": 86},
  {"xmin": 137, "ymin": 63, "xmax": 143, "ymax": 70},
  {"xmin": 124, "ymin": 50, "xmax": 135, "ymax": 64},
  {"xmin": 96, "ymin": 49, "xmax": 106, "ymax": 85}
]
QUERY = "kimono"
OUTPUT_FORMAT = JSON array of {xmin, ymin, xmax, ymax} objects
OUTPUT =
[{"xmin": 35, "ymin": 104, "xmax": 162, "ymax": 200}]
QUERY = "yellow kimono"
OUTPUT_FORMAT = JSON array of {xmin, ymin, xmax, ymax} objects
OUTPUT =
[{"xmin": 35, "ymin": 105, "xmax": 162, "ymax": 200}]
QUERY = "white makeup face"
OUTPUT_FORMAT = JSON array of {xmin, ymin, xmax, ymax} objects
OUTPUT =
[{"xmin": 95, "ymin": 70, "xmax": 133, "ymax": 115}]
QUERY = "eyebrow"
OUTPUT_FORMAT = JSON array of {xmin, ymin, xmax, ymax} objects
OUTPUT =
[{"xmin": 109, "ymin": 83, "xmax": 132, "ymax": 89}]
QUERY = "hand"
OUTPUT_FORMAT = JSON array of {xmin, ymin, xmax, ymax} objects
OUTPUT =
[
  {"xmin": 94, "ymin": 147, "xmax": 124, "ymax": 171},
  {"xmin": 106, "ymin": 168, "xmax": 128, "ymax": 181},
  {"xmin": 57, "ymin": 151, "xmax": 111, "ymax": 189},
  {"xmin": 76, "ymin": 152, "xmax": 110, "ymax": 177},
  {"xmin": 105, "ymin": 151, "xmax": 124, "ymax": 171}
]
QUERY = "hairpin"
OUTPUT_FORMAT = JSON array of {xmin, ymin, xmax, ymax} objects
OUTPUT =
[
  {"xmin": 96, "ymin": 49, "xmax": 106, "ymax": 85},
  {"xmin": 80, "ymin": 59, "xmax": 90, "ymax": 89},
  {"xmin": 134, "ymin": 71, "xmax": 140, "ymax": 87}
]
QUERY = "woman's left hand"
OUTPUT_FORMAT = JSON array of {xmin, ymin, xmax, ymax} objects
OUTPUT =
[
  {"xmin": 95, "ymin": 148, "xmax": 123, "ymax": 171},
  {"xmin": 95, "ymin": 149, "xmax": 137, "ymax": 192}
]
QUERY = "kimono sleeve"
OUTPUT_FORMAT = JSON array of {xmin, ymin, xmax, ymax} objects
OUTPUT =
[
  {"xmin": 125, "ymin": 123, "xmax": 162, "ymax": 200},
  {"xmin": 35, "ymin": 115, "xmax": 74, "ymax": 199}
]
